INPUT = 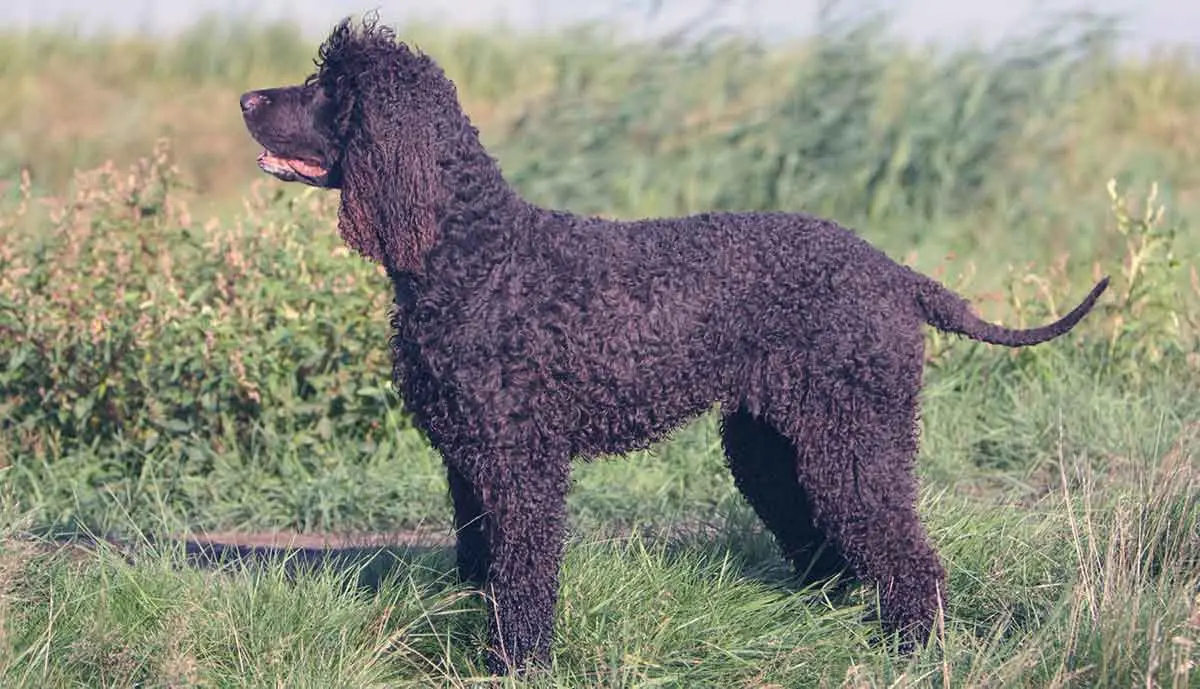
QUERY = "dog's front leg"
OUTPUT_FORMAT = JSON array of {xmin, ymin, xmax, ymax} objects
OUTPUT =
[{"xmin": 467, "ymin": 451, "xmax": 570, "ymax": 675}]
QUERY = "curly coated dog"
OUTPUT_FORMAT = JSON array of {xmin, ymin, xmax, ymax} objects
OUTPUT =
[{"xmin": 239, "ymin": 16, "xmax": 1109, "ymax": 675}]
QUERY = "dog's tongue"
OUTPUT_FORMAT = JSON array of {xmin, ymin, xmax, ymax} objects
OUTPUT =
[{"xmin": 258, "ymin": 150, "xmax": 326, "ymax": 178}]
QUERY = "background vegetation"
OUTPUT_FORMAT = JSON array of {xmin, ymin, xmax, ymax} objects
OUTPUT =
[{"xmin": 0, "ymin": 7, "xmax": 1196, "ymax": 687}]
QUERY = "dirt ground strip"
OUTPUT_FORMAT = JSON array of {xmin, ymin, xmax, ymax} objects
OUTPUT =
[{"xmin": 6, "ymin": 519, "xmax": 733, "ymax": 580}]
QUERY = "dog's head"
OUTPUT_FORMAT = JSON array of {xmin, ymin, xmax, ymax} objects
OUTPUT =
[
  {"xmin": 239, "ymin": 15, "xmax": 446, "ymax": 188},
  {"xmin": 239, "ymin": 83, "xmax": 339, "ymax": 188},
  {"xmin": 239, "ymin": 16, "xmax": 463, "ymax": 272}
]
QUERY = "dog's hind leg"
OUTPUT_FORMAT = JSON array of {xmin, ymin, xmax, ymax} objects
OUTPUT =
[
  {"xmin": 765, "ymin": 361, "xmax": 946, "ymax": 652},
  {"xmin": 447, "ymin": 464, "xmax": 489, "ymax": 586},
  {"xmin": 721, "ymin": 407, "xmax": 851, "ymax": 586}
]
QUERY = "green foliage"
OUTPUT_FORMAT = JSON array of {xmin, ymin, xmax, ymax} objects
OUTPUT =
[
  {"xmin": 0, "ymin": 149, "xmax": 401, "ymax": 453},
  {"xmin": 496, "ymin": 11, "xmax": 1116, "ymax": 226},
  {"xmin": 0, "ymin": 144, "xmax": 425, "ymax": 532},
  {"xmin": 954, "ymin": 178, "xmax": 1197, "ymax": 388},
  {"xmin": 0, "ymin": 16, "xmax": 314, "ymax": 84},
  {"xmin": 1102, "ymin": 179, "xmax": 1192, "ymax": 368}
]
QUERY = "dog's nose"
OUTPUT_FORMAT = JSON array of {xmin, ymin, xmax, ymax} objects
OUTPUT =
[{"xmin": 240, "ymin": 92, "xmax": 269, "ymax": 114}]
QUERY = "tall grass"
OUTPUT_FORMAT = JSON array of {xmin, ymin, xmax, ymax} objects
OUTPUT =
[{"xmin": 1, "ymin": 9, "xmax": 1194, "ymax": 232}]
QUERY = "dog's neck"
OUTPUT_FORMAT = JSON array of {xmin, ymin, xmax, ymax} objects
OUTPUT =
[
  {"xmin": 337, "ymin": 101, "xmax": 526, "ymax": 279},
  {"xmin": 390, "ymin": 130, "xmax": 527, "ymax": 306},
  {"xmin": 431, "ymin": 112, "xmax": 527, "ymax": 244}
]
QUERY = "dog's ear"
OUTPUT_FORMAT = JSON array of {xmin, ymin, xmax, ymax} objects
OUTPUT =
[{"xmin": 336, "ymin": 112, "xmax": 442, "ymax": 273}]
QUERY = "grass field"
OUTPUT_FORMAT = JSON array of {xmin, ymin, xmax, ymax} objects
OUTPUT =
[{"xmin": 1, "ymin": 8, "xmax": 1199, "ymax": 687}]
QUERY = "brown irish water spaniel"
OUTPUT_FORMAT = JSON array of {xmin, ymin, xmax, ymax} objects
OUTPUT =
[{"xmin": 239, "ymin": 16, "xmax": 1109, "ymax": 675}]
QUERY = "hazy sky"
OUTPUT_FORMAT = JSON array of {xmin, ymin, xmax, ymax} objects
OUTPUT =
[{"xmin": 2, "ymin": 0, "xmax": 1199, "ymax": 52}]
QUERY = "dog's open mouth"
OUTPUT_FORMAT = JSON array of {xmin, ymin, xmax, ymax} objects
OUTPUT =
[{"xmin": 256, "ymin": 150, "xmax": 329, "ymax": 184}]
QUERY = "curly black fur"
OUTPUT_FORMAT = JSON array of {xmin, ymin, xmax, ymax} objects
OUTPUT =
[{"xmin": 240, "ymin": 15, "xmax": 1110, "ymax": 675}]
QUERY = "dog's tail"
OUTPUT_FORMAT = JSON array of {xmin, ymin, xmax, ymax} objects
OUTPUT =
[{"xmin": 914, "ymin": 273, "xmax": 1110, "ymax": 347}]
